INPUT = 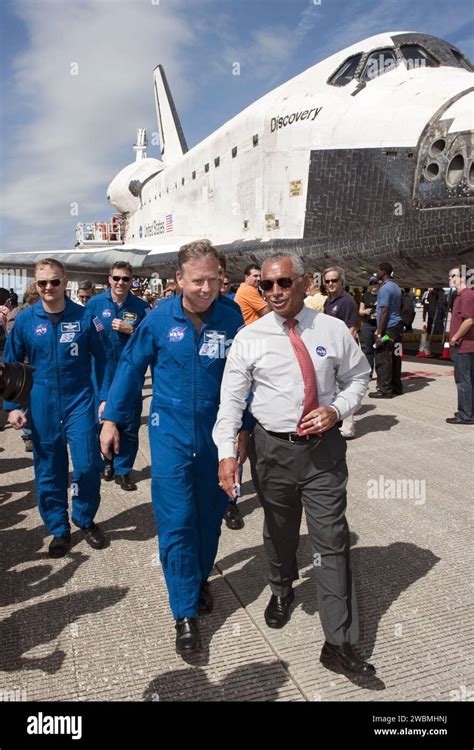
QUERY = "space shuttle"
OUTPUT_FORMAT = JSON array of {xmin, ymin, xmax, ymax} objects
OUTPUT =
[{"xmin": 2, "ymin": 31, "xmax": 473, "ymax": 286}]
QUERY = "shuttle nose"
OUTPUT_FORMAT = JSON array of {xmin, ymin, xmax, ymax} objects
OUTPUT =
[{"xmin": 414, "ymin": 88, "xmax": 474, "ymax": 207}]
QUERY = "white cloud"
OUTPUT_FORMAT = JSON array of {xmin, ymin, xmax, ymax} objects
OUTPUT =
[
  {"xmin": 1, "ymin": 0, "xmax": 194, "ymax": 250},
  {"xmin": 2, "ymin": 0, "xmax": 471, "ymax": 252}
]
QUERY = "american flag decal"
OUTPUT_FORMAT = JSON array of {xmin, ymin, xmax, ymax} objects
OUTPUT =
[
  {"xmin": 165, "ymin": 214, "xmax": 173, "ymax": 233},
  {"xmin": 93, "ymin": 316, "xmax": 104, "ymax": 332}
]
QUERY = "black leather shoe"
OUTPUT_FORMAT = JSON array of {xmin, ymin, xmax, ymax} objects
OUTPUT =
[
  {"xmin": 264, "ymin": 590, "xmax": 295, "ymax": 629},
  {"xmin": 83, "ymin": 523, "xmax": 106, "ymax": 549},
  {"xmin": 445, "ymin": 416, "xmax": 474, "ymax": 424},
  {"xmin": 72, "ymin": 519, "xmax": 107, "ymax": 549},
  {"xmin": 320, "ymin": 641, "xmax": 376, "ymax": 676},
  {"xmin": 198, "ymin": 581, "xmax": 213, "ymax": 615},
  {"xmin": 224, "ymin": 502, "xmax": 244, "ymax": 530},
  {"xmin": 102, "ymin": 459, "xmax": 114, "ymax": 481},
  {"xmin": 115, "ymin": 474, "xmax": 137, "ymax": 491},
  {"xmin": 48, "ymin": 533, "xmax": 71, "ymax": 558},
  {"xmin": 175, "ymin": 617, "xmax": 201, "ymax": 654},
  {"xmin": 369, "ymin": 391, "xmax": 392, "ymax": 399}
]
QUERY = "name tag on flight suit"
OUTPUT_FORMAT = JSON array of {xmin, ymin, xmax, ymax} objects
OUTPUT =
[
  {"xmin": 199, "ymin": 330, "xmax": 225, "ymax": 358},
  {"xmin": 122, "ymin": 312, "xmax": 138, "ymax": 323}
]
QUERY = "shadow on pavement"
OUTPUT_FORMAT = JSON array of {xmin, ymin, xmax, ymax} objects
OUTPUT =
[
  {"xmin": 102, "ymin": 502, "xmax": 156, "ymax": 542},
  {"xmin": 0, "ymin": 523, "xmax": 90, "ymax": 607},
  {"xmin": 399, "ymin": 376, "xmax": 436, "ymax": 393},
  {"xmin": 194, "ymin": 536, "xmax": 440, "ymax": 688},
  {"xmin": 354, "ymin": 414, "xmax": 399, "ymax": 437},
  {"xmin": 0, "ymin": 456, "xmax": 34, "ymax": 475},
  {"xmin": 0, "ymin": 587, "xmax": 128, "ymax": 674},
  {"xmin": 0, "ymin": 486, "xmax": 37, "ymax": 529},
  {"xmin": 143, "ymin": 660, "xmax": 292, "ymax": 701}
]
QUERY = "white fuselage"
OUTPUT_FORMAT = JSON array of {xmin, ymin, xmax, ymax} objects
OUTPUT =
[{"xmin": 110, "ymin": 32, "xmax": 472, "ymax": 257}]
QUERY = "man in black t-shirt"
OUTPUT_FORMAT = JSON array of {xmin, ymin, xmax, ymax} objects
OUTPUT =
[{"xmin": 359, "ymin": 277, "xmax": 379, "ymax": 376}]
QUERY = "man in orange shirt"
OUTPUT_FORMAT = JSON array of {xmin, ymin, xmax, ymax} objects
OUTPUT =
[{"xmin": 234, "ymin": 264, "xmax": 269, "ymax": 325}]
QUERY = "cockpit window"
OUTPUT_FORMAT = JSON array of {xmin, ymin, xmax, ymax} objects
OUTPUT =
[
  {"xmin": 361, "ymin": 49, "xmax": 398, "ymax": 81},
  {"xmin": 328, "ymin": 54, "xmax": 363, "ymax": 86},
  {"xmin": 400, "ymin": 45, "xmax": 439, "ymax": 69},
  {"xmin": 450, "ymin": 48, "xmax": 473, "ymax": 71}
]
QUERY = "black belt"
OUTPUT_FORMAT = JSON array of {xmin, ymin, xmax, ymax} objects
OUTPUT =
[
  {"xmin": 262, "ymin": 420, "xmax": 342, "ymax": 444},
  {"xmin": 264, "ymin": 429, "xmax": 321, "ymax": 444}
]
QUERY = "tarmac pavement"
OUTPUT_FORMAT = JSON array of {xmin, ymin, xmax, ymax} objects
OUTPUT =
[{"xmin": 0, "ymin": 353, "xmax": 472, "ymax": 703}]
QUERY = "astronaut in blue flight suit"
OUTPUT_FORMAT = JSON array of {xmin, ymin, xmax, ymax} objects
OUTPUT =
[
  {"xmin": 85, "ymin": 261, "xmax": 149, "ymax": 491},
  {"xmin": 4, "ymin": 259, "xmax": 110, "ymax": 558},
  {"xmin": 100, "ymin": 241, "xmax": 249, "ymax": 655}
]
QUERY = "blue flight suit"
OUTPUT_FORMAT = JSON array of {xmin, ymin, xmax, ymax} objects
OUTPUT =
[
  {"xmin": 3, "ymin": 297, "xmax": 110, "ymax": 537},
  {"xmin": 102, "ymin": 294, "xmax": 245, "ymax": 619},
  {"xmin": 85, "ymin": 289, "xmax": 149, "ymax": 476}
]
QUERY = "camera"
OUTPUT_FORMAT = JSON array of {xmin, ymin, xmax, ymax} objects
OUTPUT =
[{"xmin": 0, "ymin": 363, "xmax": 35, "ymax": 405}]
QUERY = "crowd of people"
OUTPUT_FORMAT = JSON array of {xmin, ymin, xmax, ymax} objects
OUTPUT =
[{"xmin": 1, "ymin": 245, "xmax": 473, "ymax": 673}]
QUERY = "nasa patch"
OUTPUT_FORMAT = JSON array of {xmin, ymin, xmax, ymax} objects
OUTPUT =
[
  {"xmin": 168, "ymin": 326, "xmax": 187, "ymax": 343},
  {"xmin": 316, "ymin": 346, "xmax": 327, "ymax": 357},
  {"xmin": 122, "ymin": 311, "xmax": 138, "ymax": 322},
  {"xmin": 60, "ymin": 321, "xmax": 81, "ymax": 333},
  {"xmin": 102, "ymin": 309, "xmax": 113, "ymax": 318},
  {"xmin": 35, "ymin": 324, "xmax": 48, "ymax": 337},
  {"xmin": 59, "ymin": 332, "xmax": 75, "ymax": 343}
]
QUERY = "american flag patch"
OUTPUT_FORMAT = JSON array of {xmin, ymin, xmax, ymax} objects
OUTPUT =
[
  {"xmin": 165, "ymin": 214, "xmax": 173, "ymax": 233},
  {"xmin": 93, "ymin": 316, "xmax": 104, "ymax": 332}
]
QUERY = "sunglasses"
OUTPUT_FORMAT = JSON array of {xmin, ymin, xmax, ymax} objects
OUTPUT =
[
  {"xmin": 36, "ymin": 278, "xmax": 63, "ymax": 289},
  {"xmin": 324, "ymin": 278, "xmax": 340, "ymax": 284},
  {"xmin": 260, "ymin": 276, "xmax": 303, "ymax": 292},
  {"xmin": 111, "ymin": 275, "xmax": 131, "ymax": 283}
]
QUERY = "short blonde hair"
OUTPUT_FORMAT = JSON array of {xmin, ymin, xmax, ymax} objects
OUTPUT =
[
  {"xmin": 35, "ymin": 258, "xmax": 65, "ymax": 276},
  {"xmin": 24, "ymin": 281, "xmax": 40, "ymax": 305},
  {"xmin": 177, "ymin": 240, "xmax": 219, "ymax": 272}
]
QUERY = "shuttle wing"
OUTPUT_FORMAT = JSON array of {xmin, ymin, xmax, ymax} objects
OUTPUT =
[{"xmin": 0, "ymin": 247, "xmax": 151, "ymax": 283}]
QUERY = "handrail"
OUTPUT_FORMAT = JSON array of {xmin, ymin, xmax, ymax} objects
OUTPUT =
[{"xmin": 75, "ymin": 221, "xmax": 124, "ymax": 244}]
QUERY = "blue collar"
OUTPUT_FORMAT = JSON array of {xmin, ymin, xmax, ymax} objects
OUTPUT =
[
  {"xmin": 105, "ymin": 287, "xmax": 132, "ymax": 306},
  {"xmin": 170, "ymin": 292, "xmax": 218, "ymax": 326},
  {"xmin": 33, "ymin": 296, "xmax": 76, "ymax": 319}
]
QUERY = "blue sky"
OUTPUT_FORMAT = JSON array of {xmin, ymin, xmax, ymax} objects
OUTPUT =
[{"xmin": 1, "ymin": 0, "xmax": 472, "ymax": 252}]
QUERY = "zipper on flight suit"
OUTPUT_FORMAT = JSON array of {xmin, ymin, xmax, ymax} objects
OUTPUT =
[
  {"xmin": 52, "ymin": 315, "xmax": 64, "ymax": 428},
  {"xmin": 193, "ymin": 319, "xmax": 215, "ymax": 459},
  {"xmin": 112, "ymin": 298, "xmax": 120, "ymax": 365},
  {"xmin": 191, "ymin": 323, "xmax": 200, "ymax": 458},
  {"xmin": 187, "ymin": 314, "xmax": 212, "ymax": 459}
]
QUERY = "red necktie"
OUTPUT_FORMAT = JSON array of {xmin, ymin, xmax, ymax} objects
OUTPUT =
[{"xmin": 284, "ymin": 318, "xmax": 319, "ymax": 434}]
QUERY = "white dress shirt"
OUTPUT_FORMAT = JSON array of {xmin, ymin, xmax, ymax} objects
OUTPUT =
[{"xmin": 213, "ymin": 305, "xmax": 370, "ymax": 460}]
